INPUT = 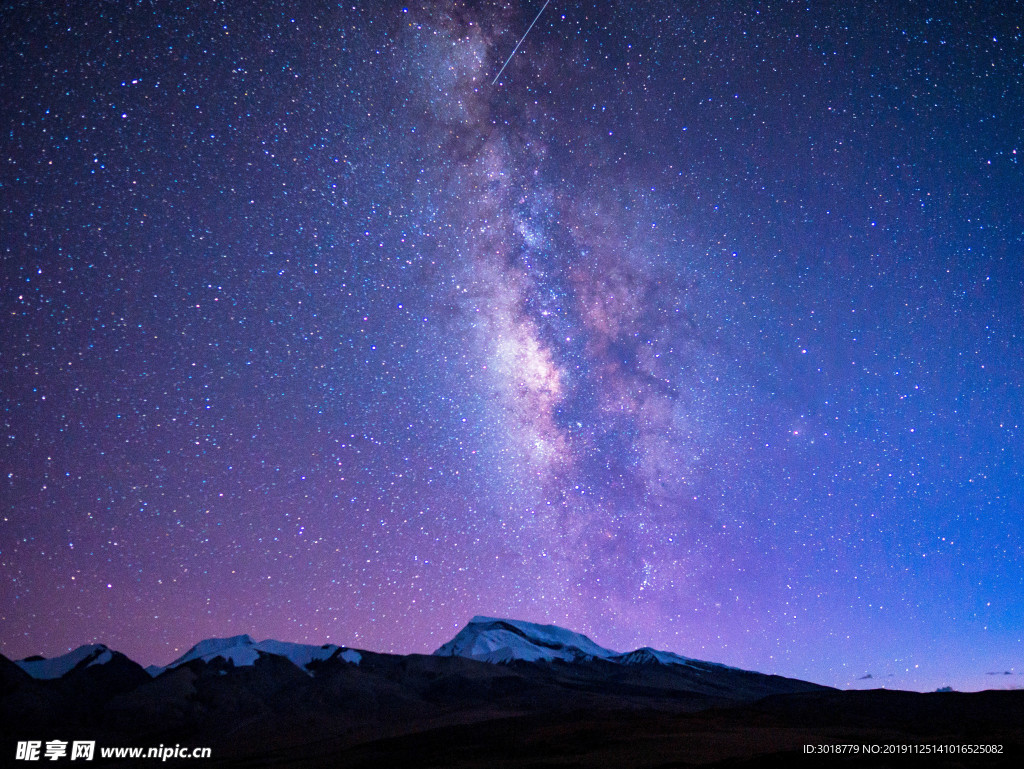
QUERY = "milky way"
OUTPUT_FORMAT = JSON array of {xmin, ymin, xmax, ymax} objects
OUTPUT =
[{"xmin": 2, "ymin": 0, "xmax": 1022, "ymax": 692}]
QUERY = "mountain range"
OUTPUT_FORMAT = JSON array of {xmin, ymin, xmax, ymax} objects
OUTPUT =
[
  {"xmin": 3, "ymin": 616, "xmax": 1022, "ymax": 767},
  {"xmin": 9, "ymin": 615, "xmax": 805, "ymax": 697}
]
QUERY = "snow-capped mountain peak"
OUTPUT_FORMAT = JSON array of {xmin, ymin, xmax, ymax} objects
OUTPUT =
[
  {"xmin": 433, "ymin": 617, "xmax": 734, "ymax": 671},
  {"xmin": 155, "ymin": 635, "xmax": 361, "ymax": 676},
  {"xmin": 16, "ymin": 644, "xmax": 116, "ymax": 680},
  {"xmin": 171, "ymin": 635, "xmax": 256, "ymax": 666},
  {"xmin": 433, "ymin": 616, "xmax": 619, "ymax": 663}
]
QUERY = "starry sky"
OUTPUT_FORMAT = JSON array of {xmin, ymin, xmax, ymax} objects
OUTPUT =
[{"xmin": 2, "ymin": 0, "xmax": 1022, "ymax": 693}]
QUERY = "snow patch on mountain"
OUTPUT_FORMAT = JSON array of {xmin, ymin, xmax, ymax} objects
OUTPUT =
[
  {"xmin": 611, "ymin": 647, "xmax": 697, "ymax": 666},
  {"xmin": 89, "ymin": 648, "xmax": 113, "ymax": 667}
]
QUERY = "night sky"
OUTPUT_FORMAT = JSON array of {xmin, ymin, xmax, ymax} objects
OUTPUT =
[{"xmin": 2, "ymin": 0, "xmax": 1022, "ymax": 693}]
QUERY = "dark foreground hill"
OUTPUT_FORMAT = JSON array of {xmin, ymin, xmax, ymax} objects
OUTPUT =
[{"xmin": 320, "ymin": 690, "xmax": 1024, "ymax": 769}]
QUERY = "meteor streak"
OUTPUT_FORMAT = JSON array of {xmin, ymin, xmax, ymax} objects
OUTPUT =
[{"xmin": 492, "ymin": 0, "xmax": 552, "ymax": 85}]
